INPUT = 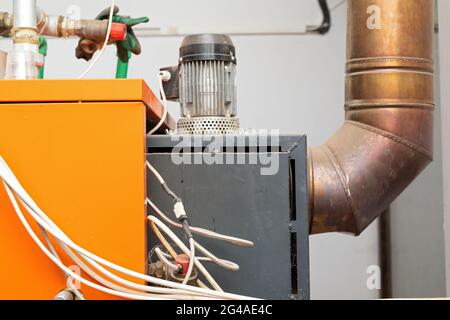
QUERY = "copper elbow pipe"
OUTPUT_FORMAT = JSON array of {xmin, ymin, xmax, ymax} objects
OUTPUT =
[{"xmin": 308, "ymin": 0, "xmax": 435, "ymax": 235}]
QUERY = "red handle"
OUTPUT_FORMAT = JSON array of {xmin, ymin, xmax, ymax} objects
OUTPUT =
[{"xmin": 109, "ymin": 23, "xmax": 127, "ymax": 42}]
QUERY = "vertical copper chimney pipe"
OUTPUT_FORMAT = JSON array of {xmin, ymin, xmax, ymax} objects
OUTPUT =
[{"xmin": 308, "ymin": 0, "xmax": 435, "ymax": 235}]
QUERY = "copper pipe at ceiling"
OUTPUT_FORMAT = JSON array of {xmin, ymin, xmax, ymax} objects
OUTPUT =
[{"xmin": 308, "ymin": 0, "xmax": 435, "ymax": 235}]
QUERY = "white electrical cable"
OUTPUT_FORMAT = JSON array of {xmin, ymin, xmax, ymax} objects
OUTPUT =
[
  {"xmin": 146, "ymin": 197, "xmax": 253, "ymax": 248},
  {"xmin": 0, "ymin": 156, "xmax": 256, "ymax": 299},
  {"xmin": 146, "ymin": 161, "xmax": 165, "ymax": 185},
  {"xmin": 77, "ymin": 0, "xmax": 115, "ymax": 79},
  {"xmin": 56, "ymin": 238, "xmax": 211, "ymax": 300},
  {"xmin": 148, "ymin": 73, "xmax": 168, "ymax": 135},
  {"xmin": 6, "ymin": 184, "xmax": 239, "ymax": 298},
  {"xmin": 155, "ymin": 247, "xmax": 179, "ymax": 272},
  {"xmin": 158, "ymin": 249, "xmax": 239, "ymax": 272},
  {"xmin": 145, "ymin": 161, "xmax": 253, "ymax": 248},
  {"xmin": 20, "ymin": 194, "xmax": 222, "ymax": 298},
  {"xmin": 194, "ymin": 241, "xmax": 240, "ymax": 272},
  {"xmin": 55, "ymin": 235, "xmax": 208, "ymax": 299},
  {"xmin": 57, "ymin": 234, "xmax": 211, "ymax": 299},
  {"xmin": 148, "ymin": 215, "xmax": 223, "ymax": 292},
  {"xmin": 15, "ymin": 183, "xmax": 215, "ymax": 299},
  {"xmin": 17, "ymin": 189, "xmax": 244, "ymax": 299},
  {"xmin": 148, "ymin": 199, "xmax": 240, "ymax": 272},
  {"xmin": 3, "ymin": 183, "xmax": 177, "ymax": 301},
  {"xmin": 182, "ymin": 238, "xmax": 196, "ymax": 285},
  {"xmin": 39, "ymin": 227, "xmax": 85, "ymax": 300},
  {"xmin": 146, "ymin": 160, "xmax": 244, "ymax": 277},
  {"xmin": 21, "ymin": 195, "xmax": 222, "ymax": 298},
  {"xmin": 0, "ymin": 156, "xmax": 258, "ymax": 300},
  {"xmin": 58, "ymin": 240, "xmax": 153, "ymax": 297}
]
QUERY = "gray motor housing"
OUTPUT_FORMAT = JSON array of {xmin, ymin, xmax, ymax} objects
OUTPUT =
[{"xmin": 161, "ymin": 34, "xmax": 240, "ymax": 135}]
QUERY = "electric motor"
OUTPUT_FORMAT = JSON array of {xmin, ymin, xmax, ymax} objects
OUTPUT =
[{"xmin": 161, "ymin": 34, "xmax": 240, "ymax": 135}]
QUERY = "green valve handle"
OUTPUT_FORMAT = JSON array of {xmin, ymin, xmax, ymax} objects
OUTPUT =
[
  {"xmin": 75, "ymin": 6, "xmax": 149, "ymax": 79},
  {"xmin": 110, "ymin": 14, "xmax": 149, "ymax": 79}
]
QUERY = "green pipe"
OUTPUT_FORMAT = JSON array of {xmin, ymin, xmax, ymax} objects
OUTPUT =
[
  {"xmin": 38, "ymin": 65, "xmax": 45, "ymax": 80},
  {"xmin": 115, "ymin": 50, "xmax": 132, "ymax": 79},
  {"xmin": 38, "ymin": 36, "xmax": 48, "ymax": 79}
]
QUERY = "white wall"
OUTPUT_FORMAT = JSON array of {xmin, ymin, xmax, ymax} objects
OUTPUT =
[
  {"xmin": 388, "ymin": 44, "xmax": 446, "ymax": 298},
  {"xmin": 438, "ymin": 0, "xmax": 450, "ymax": 297},
  {"xmin": 382, "ymin": 1, "xmax": 446, "ymax": 298},
  {"xmin": 1, "ymin": 0, "xmax": 381, "ymax": 299}
]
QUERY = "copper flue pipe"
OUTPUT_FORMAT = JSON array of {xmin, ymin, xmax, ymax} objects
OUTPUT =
[{"xmin": 308, "ymin": 0, "xmax": 435, "ymax": 235}]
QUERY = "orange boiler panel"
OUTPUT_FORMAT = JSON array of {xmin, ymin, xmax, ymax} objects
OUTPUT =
[{"xmin": 0, "ymin": 79, "xmax": 174, "ymax": 300}]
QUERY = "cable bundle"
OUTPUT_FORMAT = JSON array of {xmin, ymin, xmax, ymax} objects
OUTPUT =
[{"xmin": 0, "ymin": 156, "xmax": 257, "ymax": 300}]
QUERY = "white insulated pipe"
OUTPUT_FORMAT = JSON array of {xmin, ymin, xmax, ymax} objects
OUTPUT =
[
  {"xmin": 13, "ymin": 0, "xmax": 37, "ymax": 30},
  {"xmin": 5, "ymin": 0, "xmax": 39, "ymax": 79}
]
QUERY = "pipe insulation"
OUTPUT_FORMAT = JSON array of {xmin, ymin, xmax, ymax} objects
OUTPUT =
[
  {"xmin": 13, "ymin": 0, "xmax": 36, "ymax": 29},
  {"xmin": 308, "ymin": 0, "xmax": 435, "ymax": 235}
]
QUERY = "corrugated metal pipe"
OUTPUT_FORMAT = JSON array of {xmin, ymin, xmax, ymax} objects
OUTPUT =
[{"xmin": 308, "ymin": 0, "xmax": 435, "ymax": 235}]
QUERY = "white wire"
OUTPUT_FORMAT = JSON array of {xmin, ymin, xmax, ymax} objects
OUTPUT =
[
  {"xmin": 158, "ymin": 249, "xmax": 239, "ymax": 272},
  {"xmin": 145, "ymin": 162, "xmax": 253, "ymax": 248},
  {"xmin": 146, "ymin": 161, "xmax": 245, "ymax": 274},
  {"xmin": 0, "ymin": 156, "xmax": 257, "ymax": 300},
  {"xmin": 11, "ymin": 185, "xmax": 243, "ymax": 299},
  {"xmin": 55, "ymin": 234, "xmax": 208, "ymax": 298},
  {"xmin": 17, "ymin": 183, "xmax": 215, "ymax": 299},
  {"xmin": 183, "ymin": 238, "xmax": 196, "ymax": 285},
  {"xmin": 18, "ymin": 192, "xmax": 225, "ymax": 297},
  {"xmin": 148, "ymin": 74, "xmax": 168, "ymax": 135},
  {"xmin": 22, "ymin": 194, "xmax": 222, "ymax": 297},
  {"xmin": 195, "ymin": 241, "xmax": 240, "ymax": 272},
  {"xmin": 39, "ymin": 227, "xmax": 85, "ymax": 300},
  {"xmin": 58, "ymin": 239, "xmax": 152, "ymax": 297},
  {"xmin": 146, "ymin": 161, "xmax": 165, "ymax": 185},
  {"xmin": 56, "ymin": 238, "xmax": 209, "ymax": 300},
  {"xmin": 148, "ymin": 215, "xmax": 223, "ymax": 292},
  {"xmin": 77, "ymin": 0, "xmax": 115, "ymax": 79},
  {"xmin": 155, "ymin": 247, "xmax": 179, "ymax": 271},
  {"xmin": 146, "ymin": 197, "xmax": 253, "ymax": 248},
  {"xmin": 2, "ymin": 183, "xmax": 176, "ymax": 301},
  {"xmin": 58, "ymin": 231, "xmax": 214, "ymax": 299}
]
